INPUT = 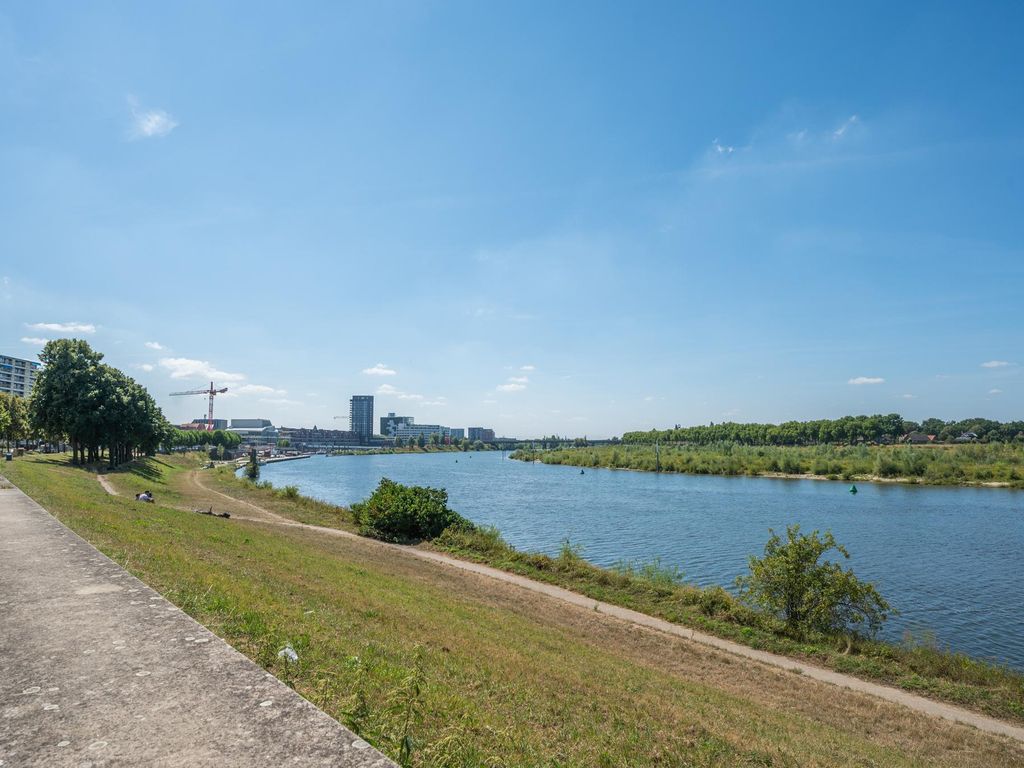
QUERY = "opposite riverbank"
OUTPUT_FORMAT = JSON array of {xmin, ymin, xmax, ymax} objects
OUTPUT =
[
  {"xmin": 4, "ymin": 453, "xmax": 1024, "ymax": 766},
  {"xmin": 511, "ymin": 443, "xmax": 1024, "ymax": 489}
]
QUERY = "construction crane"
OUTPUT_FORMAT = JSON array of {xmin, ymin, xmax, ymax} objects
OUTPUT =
[{"xmin": 169, "ymin": 381, "xmax": 229, "ymax": 431}]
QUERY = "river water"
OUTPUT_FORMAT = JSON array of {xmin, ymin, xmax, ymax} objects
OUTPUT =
[{"xmin": 259, "ymin": 452, "xmax": 1024, "ymax": 669}]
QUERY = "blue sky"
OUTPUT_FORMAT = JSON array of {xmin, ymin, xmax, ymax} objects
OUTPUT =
[{"xmin": 2, "ymin": 2, "xmax": 1021, "ymax": 437}]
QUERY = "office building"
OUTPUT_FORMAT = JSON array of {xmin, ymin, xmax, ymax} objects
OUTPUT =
[
  {"xmin": 468, "ymin": 427, "xmax": 495, "ymax": 443},
  {"xmin": 0, "ymin": 354, "xmax": 41, "ymax": 398},
  {"xmin": 393, "ymin": 424, "xmax": 451, "ymax": 441},
  {"xmin": 227, "ymin": 419, "xmax": 279, "ymax": 447},
  {"xmin": 450, "ymin": 428, "xmax": 465, "ymax": 441},
  {"xmin": 230, "ymin": 418, "xmax": 273, "ymax": 429},
  {"xmin": 380, "ymin": 412, "xmax": 415, "ymax": 437},
  {"xmin": 350, "ymin": 395, "xmax": 374, "ymax": 443},
  {"xmin": 279, "ymin": 426, "xmax": 362, "ymax": 450}
]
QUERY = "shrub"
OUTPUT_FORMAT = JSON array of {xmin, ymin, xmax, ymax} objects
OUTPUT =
[
  {"xmin": 351, "ymin": 478, "xmax": 472, "ymax": 543},
  {"xmin": 736, "ymin": 524, "xmax": 893, "ymax": 640}
]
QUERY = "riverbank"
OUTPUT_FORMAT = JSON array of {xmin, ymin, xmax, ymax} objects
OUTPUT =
[
  {"xmin": 6, "ymin": 453, "xmax": 1023, "ymax": 765},
  {"xmin": 511, "ymin": 443, "xmax": 1024, "ymax": 489}
]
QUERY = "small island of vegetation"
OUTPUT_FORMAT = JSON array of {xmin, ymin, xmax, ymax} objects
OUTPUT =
[{"xmin": 513, "ymin": 414, "xmax": 1024, "ymax": 488}]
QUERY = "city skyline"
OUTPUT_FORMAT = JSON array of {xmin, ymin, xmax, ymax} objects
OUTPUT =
[{"xmin": 2, "ymin": 3, "xmax": 1021, "ymax": 438}]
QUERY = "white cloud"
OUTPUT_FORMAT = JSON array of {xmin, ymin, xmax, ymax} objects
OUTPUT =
[
  {"xmin": 376, "ymin": 384, "xmax": 400, "ymax": 395},
  {"xmin": 144, "ymin": 341, "xmax": 164, "ymax": 350},
  {"xmin": 21, "ymin": 337, "xmax": 48, "ymax": 345},
  {"xmin": 362, "ymin": 363, "xmax": 397, "ymax": 376},
  {"xmin": 128, "ymin": 96, "xmax": 178, "ymax": 139},
  {"xmin": 508, "ymin": 376, "xmax": 529, "ymax": 384},
  {"xmin": 482, "ymin": 399, "xmax": 497, "ymax": 404},
  {"xmin": 234, "ymin": 384, "xmax": 287, "ymax": 396},
  {"xmin": 131, "ymin": 363, "xmax": 155, "ymax": 372},
  {"xmin": 398, "ymin": 393, "xmax": 424, "ymax": 401},
  {"xmin": 712, "ymin": 138, "xmax": 735, "ymax": 154},
  {"xmin": 981, "ymin": 360, "xmax": 1011, "ymax": 368},
  {"xmin": 833, "ymin": 115, "xmax": 859, "ymax": 139},
  {"xmin": 989, "ymin": 388, "xmax": 1003, "ymax": 395},
  {"xmin": 520, "ymin": 365, "xmax": 536, "ymax": 371},
  {"xmin": 26, "ymin": 321, "xmax": 95, "ymax": 333},
  {"xmin": 159, "ymin": 357, "xmax": 246, "ymax": 382},
  {"xmin": 900, "ymin": 393, "xmax": 916, "ymax": 399},
  {"xmin": 421, "ymin": 400, "xmax": 447, "ymax": 406},
  {"xmin": 497, "ymin": 383, "xmax": 526, "ymax": 392},
  {"xmin": 848, "ymin": 376, "xmax": 885, "ymax": 385}
]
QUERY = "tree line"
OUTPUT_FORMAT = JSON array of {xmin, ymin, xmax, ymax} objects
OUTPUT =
[{"xmin": 623, "ymin": 414, "xmax": 1024, "ymax": 446}]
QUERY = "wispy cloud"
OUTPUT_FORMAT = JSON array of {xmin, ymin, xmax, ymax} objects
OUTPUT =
[
  {"xmin": 362, "ymin": 363, "xmax": 397, "ymax": 376},
  {"xmin": 712, "ymin": 138, "xmax": 735, "ymax": 155},
  {"xmin": 520, "ymin": 364, "xmax": 536, "ymax": 372},
  {"xmin": 848, "ymin": 376, "xmax": 885, "ymax": 385},
  {"xmin": 832, "ymin": 114, "xmax": 859, "ymax": 139},
  {"xmin": 159, "ymin": 357, "xmax": 246, "ymax": 382},
  {"xmin": 21, "ymin": 337, "xmax": 48, "ymax": 345},
  {"xmin": 131, "ymin": 363, "xmax": 155, "ymax": 372},
  {"xmin": 497, "ymin": 382, "xmax": 526, "ymax": 392},
  {"xmin": 989, "ymin": 388, "xmax": 1003, "ymax": 395},
  {"xmin": 26, "ymin": 321, "xmax": 95, "ymax": 333},
  {"xmin": 508, "ymin": 376, "xmax": 529, "ymax": 384},
  {"xmin": 144, "ymin": 341, "xmax": 164, "ymax": 350},
  {"xmin": 128, "ymin": 96, "xmax": 178, "ymax": 139},
  {"xmin": 376, "ymin": 382, "xmax": 430, "ymax": 401},
  {"xmin": 900, "ymin": 393, "xmax": 916, "ymax": 399},
  {"xmin": 981, "ymin": 360, "xmax": 1012, "ymax": 368},
  {"xmin": 259, "ymin": 397, "xmax": 302, "ymax": 406}
]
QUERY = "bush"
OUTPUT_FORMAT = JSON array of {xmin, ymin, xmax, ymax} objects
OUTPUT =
[
  {"xmin": 736, "ymin": 524, "xmax": 893, "ymax": 640},
  {"xmin": 351, "ymin": 478, "xmax": 472, "ymax": 543}
]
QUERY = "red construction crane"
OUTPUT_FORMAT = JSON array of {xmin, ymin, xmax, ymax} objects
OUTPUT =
[{"xmin": 169, "ymin": 381, "xmax": 229, "ymax": 431}]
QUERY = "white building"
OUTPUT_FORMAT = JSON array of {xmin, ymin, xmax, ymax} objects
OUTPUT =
[
  {"xmin": 0, "ymin": 354, "xmax": 41, "ymax": 398},
  {"xmin": 393, "ymin": 424, "xmax": 451, "ymax": 440}
]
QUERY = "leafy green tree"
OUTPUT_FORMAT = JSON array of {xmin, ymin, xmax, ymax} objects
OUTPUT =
[
  {"xmin": 736, "ymin": 524, "xmax": 892, "ymax": 640},
  {"xmin": 416, "ymin": 433, "xmax": 426, "ymax": 449},
  {"xmin": 351, "ymin": 478, "xmax": 471, "ymax": 543}
]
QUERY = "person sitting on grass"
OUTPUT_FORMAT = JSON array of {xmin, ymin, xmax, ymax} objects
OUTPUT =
[{"xmin": 135, "ymin": 490, "xmax": 154, "ymax": 503}]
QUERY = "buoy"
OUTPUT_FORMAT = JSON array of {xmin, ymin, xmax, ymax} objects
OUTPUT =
[
  {"xmin": 580, "ymin": 469, "xmax": 585, "ymax": 475},
  {"xmin": 849, "ymin": 485, "xmax": 858, "ymax": 494}
]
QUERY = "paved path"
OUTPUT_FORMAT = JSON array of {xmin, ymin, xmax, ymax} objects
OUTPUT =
[
  {"xmin": 191, "ymin": 472, "xmax": 1024, "ymax": 745},
  {"xmin": 0, "ymin": 483, "xmax": 395, "ymax": 767}
]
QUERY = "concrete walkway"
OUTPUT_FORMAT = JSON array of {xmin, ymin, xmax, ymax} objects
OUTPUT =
[
  {"xmin": 0, "ymin": 484, "xmax": 395, "ymax": 767},
  {"xmin": 192, "ymin": 472, "xmax": 1024, "ymax": 745}
]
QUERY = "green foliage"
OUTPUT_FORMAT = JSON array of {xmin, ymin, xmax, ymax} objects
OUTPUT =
[
  {"xmin": 0, "ymin": 392, "xmax": 30, "ymax": 448},
  {"xmin": 622, "ymin": 413, "xmax": 1024, "ymax": 446},
  {"xmin": 736, "ymin": 525, "xmax": 892, "ymax": 640},
  {"xmin": 512, "ymin": 441, "xmax": 1024, "ymax": 488},
  {"xmin": 28, "ymin": 338, "xmax": 171, "ymax": 466},
  {"xmin": 244, "ymin": 451, "xmax": 260, "ymax": 481},
  {"xmin": 351, "ymin": 478, "xmax": 472, "ymax": 543}
]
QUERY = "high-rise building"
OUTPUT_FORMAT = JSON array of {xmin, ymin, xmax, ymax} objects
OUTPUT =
[
  {"xmin": 0, "ymin": 354, "xmax": 41, "ymax": 398},
  {"xmin": 450, "ymin": 428, "xmax": 465, "ymax": 441},
  {"xmin": 380, "ymin": 412, "xmax": 415, "ymax": 437},
  {"xmin": 468, "ymin": 427, "xmax": 495, "ymax": 443},
  {"xmin": 350, "ymin": 395, "xmax": 374, "ymax": 443}
]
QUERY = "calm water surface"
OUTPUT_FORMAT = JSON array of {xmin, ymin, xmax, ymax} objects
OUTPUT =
[{"xmin": 260, "ymin": 452, "xmax": 1024, "ymax": 669}]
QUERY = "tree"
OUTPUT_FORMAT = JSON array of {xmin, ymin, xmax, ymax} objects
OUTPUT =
[
  {"xmin": 736, "ymin": 524, "xmax": 892, "ymax": 640},
  {"xmin": 416, "ymin": 433, "xmax": 426, "ymax": 449},
  {"xmin": 351, "ymin": 478, "xmax": 471, "ymax": 543}
]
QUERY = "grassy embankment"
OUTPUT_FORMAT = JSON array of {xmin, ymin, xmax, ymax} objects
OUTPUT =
[
  {"xmin": 4, "ymin": 453, "xmax": 1024, "ymax": 767},
  {"xmin": 512, "ymin": 443, "xmax": 1024, "ymax": 488}
]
